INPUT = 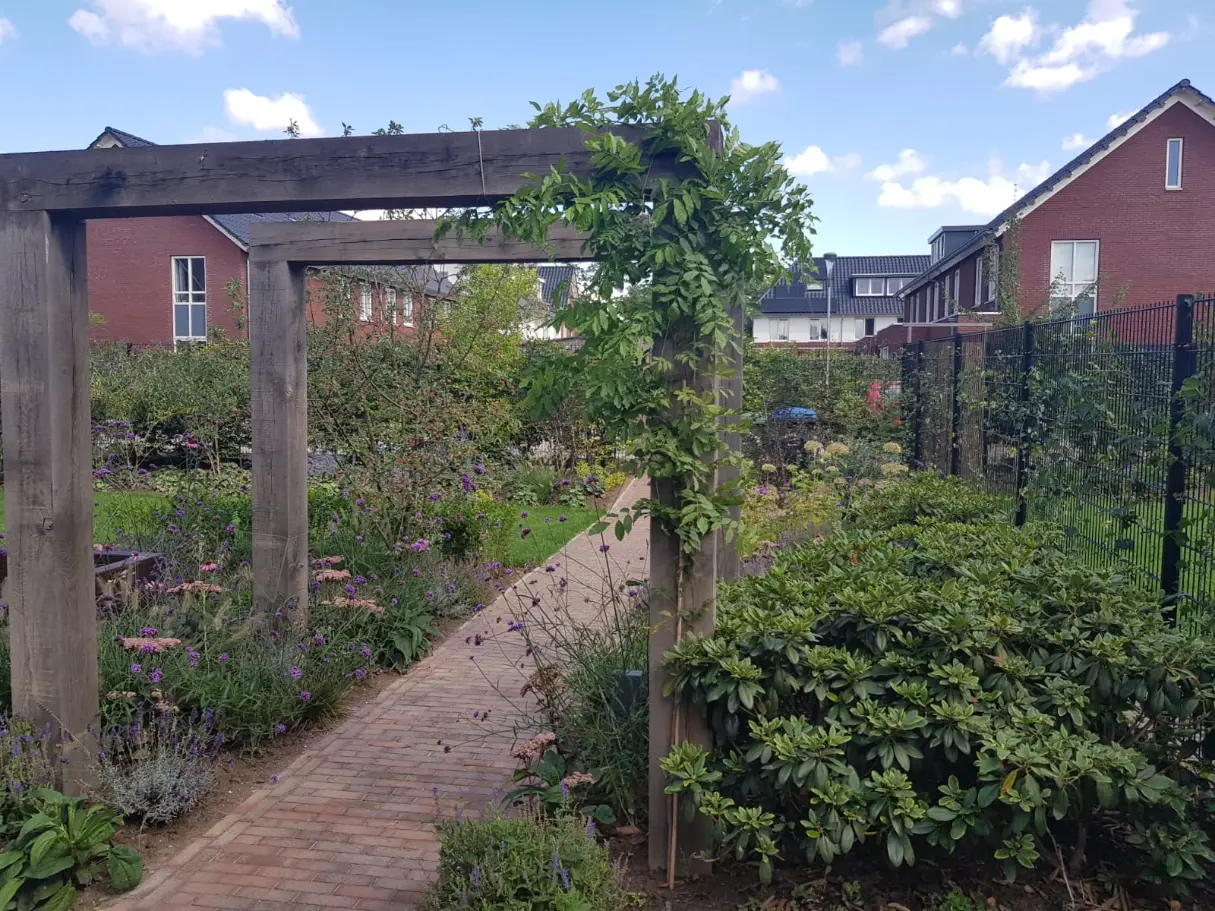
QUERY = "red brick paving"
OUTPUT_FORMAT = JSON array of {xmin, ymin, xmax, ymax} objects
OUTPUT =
[{"xmin": 110, "ymin": 479, "xmax": 650, "ymax": 910}]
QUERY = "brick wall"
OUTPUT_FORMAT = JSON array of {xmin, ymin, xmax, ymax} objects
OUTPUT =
[
  {"xmin": 1016, "ymin": 102, "xmax": 1215, "ymax": 316},
  {"xmin": 87, "ymin": 216, "xmax": 246, "ymax": 344}
]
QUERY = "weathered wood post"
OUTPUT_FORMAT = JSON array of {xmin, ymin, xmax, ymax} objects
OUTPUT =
[
  {"xmin": 0, "ymin": 211, "xmax": 98, "ymax": 791},
  {"xmin": 248, "ymin": 257, "xmax": 309, "ymax": 620}
]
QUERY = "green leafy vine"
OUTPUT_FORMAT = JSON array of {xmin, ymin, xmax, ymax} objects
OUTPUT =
[{"xmin": 448, "ymin": 75, "xmax": 816, "ymax": 557}]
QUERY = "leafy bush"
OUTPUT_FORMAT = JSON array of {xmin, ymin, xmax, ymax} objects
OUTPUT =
[
  {"xmin": 95, "ymin": 710, "xmax": 222, "ymax": 825},
  {"xmin": 0, "ymin": 789, "xmax": 141, "ymax": 909},
  {"xmin": 429, "ymin": 807, "xmax": 626, "ymax": 911},
  {"xmin": 664, "ymin": 502, "xmax": 1215, "ymax": 887},
  {"xmin": 845, "ymin": 470, "xmax": 1003, "ymax": 529}
]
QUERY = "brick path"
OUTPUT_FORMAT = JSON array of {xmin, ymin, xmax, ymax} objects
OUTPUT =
[{"xmin": 112, "ymin": 479, "xmax": 650, "ymax": 910}]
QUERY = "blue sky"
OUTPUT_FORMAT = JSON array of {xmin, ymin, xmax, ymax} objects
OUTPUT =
[{"xmin": 0, "ymin": 0, "xmax": 1203, "ymax": 255}]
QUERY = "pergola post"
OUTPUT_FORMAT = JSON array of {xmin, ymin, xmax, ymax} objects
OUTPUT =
[
  {"xmin": 0, "ymin": 211, "xmax": 98, "ymax": 790},
  {"xmin": 648, "ymin": 337, "xmax": 719, "ymax": 875},
  {"xmin": 249, "ymin": 257, "xmax": 309, "ymax": 619}
]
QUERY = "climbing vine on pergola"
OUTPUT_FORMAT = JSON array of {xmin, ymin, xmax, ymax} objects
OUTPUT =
[{"xmin": 0, "ymin": 75, "xmax": 814, "ymax": 874}]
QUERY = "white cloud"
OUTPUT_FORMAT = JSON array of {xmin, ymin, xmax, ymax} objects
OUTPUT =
[
  {"xmin": 978, "ymin": 10, "xmax": 1038, "ymax": 65},
  {"xmin": 996, "ymin": 0, "xmax": 1169, "ymax": 94},
  {"xmin": 0, "ymin": 18, "xmax": 16, "ymax": 43},
  {"xmin": 950, "ymin": 42, "xmax": 969, "ymax": 56},
  {"xmin": 784, "ymin": 145, "xmax": 861, "ymax": 176},
  {"xmin": 224, "ymin": 88, "xmax": 322, "ymax": 137},
  {"xmin": 69, "ymin": 0, "xmax": 298, "ymax": 54},
  {"xmin": 1061, "ymin": 132, "xmax": 1091, "ymax": 151},
  {"xmin": 729, "ymin": 69, "xmax": 780, "ymax": 103},
  {"xmin": 876, "ymin": 159, "xmax": 1051, "ymax": 216},
  {"xmin": 873, "ymin": 0, "xmax": 962, "ymax": 49},
  {"xmin": 867, "ymin": 148, "xmax": 928, "ymax": 182},
  {"xmin": 1107, "ymin": 110, "xmax": 1133, "ymax": 130},
  {"xmin": 837, "ymin": 40, "xmax": 864, "ymax": 67},
  {"xmin": 878, "ymin": 15, "xmax": 933, "ymax": 48}
]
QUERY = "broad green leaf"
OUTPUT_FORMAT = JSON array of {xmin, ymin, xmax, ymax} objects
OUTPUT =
[{"xmin": 108, "ymin": 845, "xmax": 143, "ymax": 893}]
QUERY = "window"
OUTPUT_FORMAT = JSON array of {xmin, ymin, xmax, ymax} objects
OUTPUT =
[
  {"xmin": 1049, "ymin": 240, "xmax": 1099, "ymax": 316},
  {"xmin": 864, "ymin": 318, "xmax": 876, "ymax": 337},
  {"xmin": 385, "ymin": 287, "xmax": 398, "ymax": 323},
  {"xmin": 854, "ymin": 277, "xmax": 887, "ymax": 296},
  {"xmin": 359, "ymin": 284, "xmax": 373, "ymax": 321},
  {"xmin": 975, "ymin": 256, "xmax": 985, "ymax": 307},
  {"xmin": 952, "ymin": 269, "xmax": 961, "ymax": 314},
  {"xmin": 932, "ymin": 236, "xmax": 945, "ymax": 263},
  {"xmin": 886, "ymin": 277, "xmax": 911, "ymax": 295},
  {"xmin": 402, "ymin": 295, "xmax": 414, "ymax": 327},
  {"xmin": 773, "ymin": 318, "xmax": 790, "ymax": 341},
  {"xmin": 171, "ymin": 257, "xmax": 206, "ymax": 342},
  {"xmin": 804, "ymin": 281, "xmax": 824, "ymax": 293},
  {"xmin": 807, "ymin": 320, "xmax": 827, "ymax": 340},
  {"xmin": 1166, "ymin": 138, "xmax": 1183, "ymax": 189}
]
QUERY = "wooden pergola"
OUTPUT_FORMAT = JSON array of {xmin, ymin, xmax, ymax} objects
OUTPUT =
[{"xmin": 0, "ymin": 126, "xmax": 741, "ymax": 871}]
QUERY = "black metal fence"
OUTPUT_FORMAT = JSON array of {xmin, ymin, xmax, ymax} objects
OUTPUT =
[{"xmin": 902, "ymin": 295, "xmax": 1215, "ymax": 617}]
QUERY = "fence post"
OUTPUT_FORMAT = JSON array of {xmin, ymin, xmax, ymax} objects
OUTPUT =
[
  {"xmin": 912, "ymin": 341, "xmax": 925, "ymax": 466},
  {"xmin": 1161, "ymin": 293, "xmax": 1196, "ymax": 621},
  {"xmin": 1014, "ymin": 321, "xmax": 1035, "ymax": 527},
  {"xmin": 949, "ymin": 331, "xmax": 962, "ymax": 476}
]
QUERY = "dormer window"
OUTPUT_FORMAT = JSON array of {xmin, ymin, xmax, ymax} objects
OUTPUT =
[
  {"xmin": 804, "ymin": 282, "xmax": 824, "ymax": 295},
  {"xmin": 855, "ymin": 278, "xmax": 888, "ymax": 296}
]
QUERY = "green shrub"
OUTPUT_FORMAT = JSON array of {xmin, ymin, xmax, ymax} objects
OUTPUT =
[
  {"xmin": 0, "ymin": 720, "xmax": 57, "ymax": 841},
  {"xmin": 846, "ymin": 470, "xmax": 1003, "ymax": 529},
  {"xmin": 663, "ymin": 517, "xmax": 1215, "ymax": 887},
  {"xmin": 429, "ymin": 807, "xmax": 626, "ymax": 910}
]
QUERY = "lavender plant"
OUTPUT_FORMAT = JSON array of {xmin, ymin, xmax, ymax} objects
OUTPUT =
[{"xmin": 94, "ymin": 709, "xmax": 222, "ymax": 824}]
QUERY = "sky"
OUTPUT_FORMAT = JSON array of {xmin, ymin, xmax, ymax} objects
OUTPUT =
[{"xmin": 0, "ymin": 0, "xmax": 1205, "ymax": 256}]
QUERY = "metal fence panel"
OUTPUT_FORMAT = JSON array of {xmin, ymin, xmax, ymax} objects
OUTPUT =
[{"xmin": 903, "ymin": 297, "xmax": 1215, "ymax": 614}]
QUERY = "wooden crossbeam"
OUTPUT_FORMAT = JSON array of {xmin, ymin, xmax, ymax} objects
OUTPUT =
[
  {"xmin": 0, "ymin": 126, "xmax": 674, "ymax": 218},
  {"xmin": 248, "ymin": 220, "xmax": 590, "ymax": 265}
]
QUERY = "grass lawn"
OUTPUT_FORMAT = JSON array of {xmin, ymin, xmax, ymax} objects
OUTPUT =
[
  {"xmin": 2, "ymin": 488, "xmax": 601, "ymax": 570},
  {"xmin": 0, "ymin": 488, "xmax": 163, "ymax": 545},
  {"xmin": 483, "ymin": 504, "xmax": 601, "ymax": 567}
]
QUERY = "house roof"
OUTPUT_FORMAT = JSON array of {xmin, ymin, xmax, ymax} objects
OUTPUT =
[
  {"xmin": 89, "ymin": 127, "xmax": 355, "ymax": 249},
  {"xmin": 537, "ymin": 265, "xmax": 576, "ymax": 308},
  {"xmin": 760, "ymin": 254, "xmax": 929, "ymax": 317},
  {"xmin": 902, "ymin": 78, "xmax": 1215, "ymax": 296}
]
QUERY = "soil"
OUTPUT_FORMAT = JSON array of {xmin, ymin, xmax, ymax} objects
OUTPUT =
[{"xmin": 617, "ymin": 839, "xmax": 1213, "ymax": 911}]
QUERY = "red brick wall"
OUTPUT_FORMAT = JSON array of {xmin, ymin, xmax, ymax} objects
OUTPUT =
[
  {"xmin": 1015, "ymin": 101, "xmax": 1215, "ymax": 316},
  {"xmin": 87, "ymin": 216, "xmax": 246, "ymax": 344}
]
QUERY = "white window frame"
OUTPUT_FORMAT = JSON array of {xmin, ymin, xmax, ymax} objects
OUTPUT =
[
  {"xmin": 886, "ymin": 277, "xmax": 910, "ymax": 295},
  {"xmin": 952, "ymin": 269, "xmax": 961, "ymax": 314},
  {"xmin": 773, "ymin": 318, "xmax": 791, "ymax": 341},
  {"xmin": 359, "ymin": 283, "xmax": 373, "ymax": 321},
  {"xmin": 1166, "ymin": 137, "xmax": 1183, "ymax": 190},
  {"xmin": 385, "ymin": 287, "xmax": 398, "ymax": 324},
  {"xmin": 854, "ymin": 277, "xmax": 885, "ymax": 296},
  {"xmin": 1049, "ymin": 240, "xmax": 1100, "ymax": 317},
  {"xmin": 402, "ymin": 294, "xmax": 414, "ymax": 327},
  {"xmin": 171, "ymin": 256, "xmax": 207, "ymax": 344}
]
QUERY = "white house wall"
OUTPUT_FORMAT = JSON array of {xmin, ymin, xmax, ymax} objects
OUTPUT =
[{"xmin": 753, "ymin": 315, "xmax": 900, "ymax": 344}]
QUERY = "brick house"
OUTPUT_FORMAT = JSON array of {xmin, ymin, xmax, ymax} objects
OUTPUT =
[
  {"xmin": 87, "ymin": 127, "xmax": 466, "ymax": 344},
  {"xmin": 873, "ymin": 78, "xmax": 1215, "ymax": 356},
  {"xmin": 754, "ymin": 255, "xmax": 926, "ymax": 348}
]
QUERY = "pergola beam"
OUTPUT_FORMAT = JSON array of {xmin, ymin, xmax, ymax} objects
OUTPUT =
[
  {"xmin": 248, "ymin": 220, "xmax": 590, "ymax": 265},
  {"xmin": 0, "ymin": 126, "xmax": 675, "ymax": 218}
]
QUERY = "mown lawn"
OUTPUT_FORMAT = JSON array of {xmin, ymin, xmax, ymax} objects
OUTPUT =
[
  {"xmin": 483, "ymin": 504, "xmax": 600, "ymax": 567},
  {"xmin": 1, "ymin": 489, "xmax": 598, "ymax": 569},
  {"xmin": 0, "ymin": 488, "xmax": 163, "ymax": 545}
]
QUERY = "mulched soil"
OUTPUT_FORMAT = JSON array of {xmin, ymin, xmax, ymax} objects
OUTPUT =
[{"xmin": 618, "ymin": 838, "xmax": 1212, "ymax": 911}]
